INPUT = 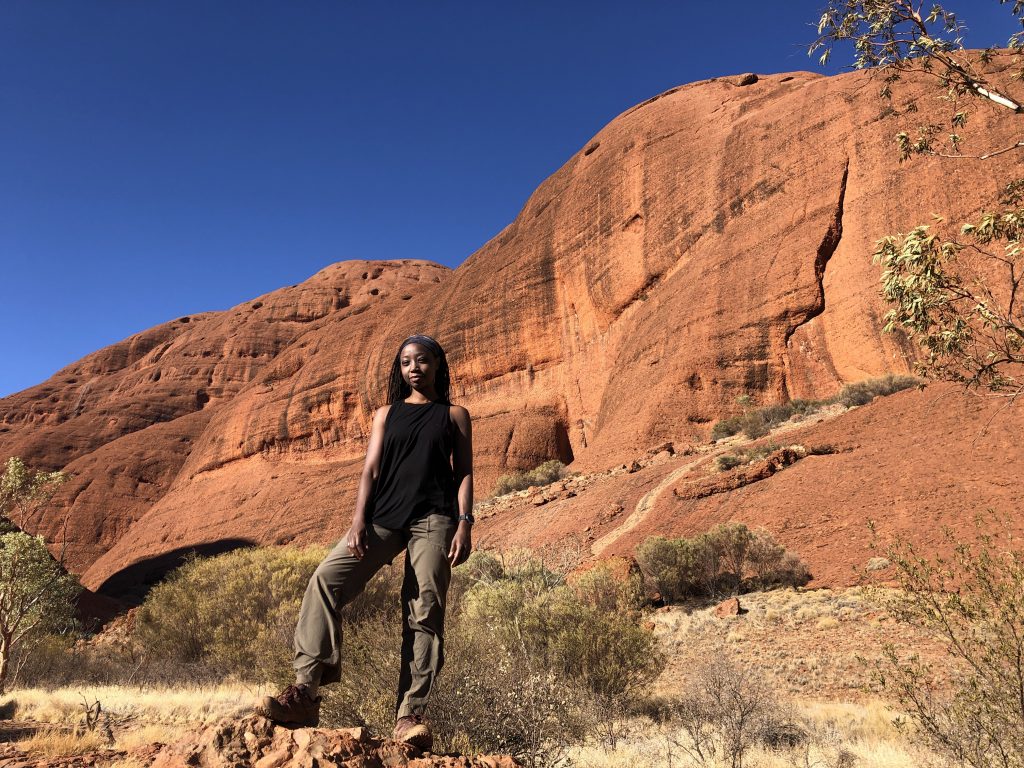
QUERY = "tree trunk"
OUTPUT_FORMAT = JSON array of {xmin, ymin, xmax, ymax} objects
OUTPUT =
[{"xmin": 0, "ymin": 633, "xmax": 9, "ymax": 695}]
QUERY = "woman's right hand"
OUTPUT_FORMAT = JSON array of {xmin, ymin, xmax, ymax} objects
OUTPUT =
[{"xmin": 345, "ymin": 519, "xmax": 368, "ymax": 559}]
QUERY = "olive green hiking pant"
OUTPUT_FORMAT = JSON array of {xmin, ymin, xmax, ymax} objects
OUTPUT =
[{"xmin": 293, "ymin": 512, "xmax": 457, "ymax": 719}]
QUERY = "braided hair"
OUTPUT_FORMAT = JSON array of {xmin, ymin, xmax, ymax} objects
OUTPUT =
[{"xmin": 385, "ymin": 333, "xmax": 452, "ymax": 405}]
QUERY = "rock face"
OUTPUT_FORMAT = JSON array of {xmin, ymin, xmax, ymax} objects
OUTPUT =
[
  {"xmin": 2, "ymin": 58, "xmax": 1021, "ymax": 595},
  {"xmin": 477, "ymin": 382, "xmax": 1024, "ymax": 589}
]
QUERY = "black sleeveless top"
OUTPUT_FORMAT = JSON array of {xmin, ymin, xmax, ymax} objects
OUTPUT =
[{"xmin": 369, "ymin": 399, "xmax": 458, "ymax": 529}]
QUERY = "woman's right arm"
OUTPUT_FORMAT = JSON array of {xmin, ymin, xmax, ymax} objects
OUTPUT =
[{"xmin": 345, "ymin": 405, "xmax": 389, "ymax": 559}]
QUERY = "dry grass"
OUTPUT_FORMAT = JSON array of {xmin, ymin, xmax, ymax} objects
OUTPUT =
[
  {"xmin": 2, "ymin": 586, "xmax": 959, "ymax": 766},
  {"xmin": 567, "ymin": 698, "xmax": 934, "ymax": 768},
  {"xmin": 648, "ymin": 586, "xmax": 947, "ymax": 702},
  {"xmin": 15, "ymin": 728, "xmax": 108, "ymax": 757},
  {"xmin": 4, "ymin": 680, "xmax": 271, "ymax": 756},
  {"xmin": 1, "ymin": 681, "xmax": 267, "ymax": 726},
  {"xmin": 111, "ymin": 722, "xmax": 184, "ymax": 750}
]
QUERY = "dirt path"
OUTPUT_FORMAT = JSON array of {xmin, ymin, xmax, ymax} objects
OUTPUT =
[
  {"xmin": 590, "ymin": 455, "xmax": 706, "ymax": 555},
  {"xmin": 589, "ymin": 405, "xmax": 849, "ymax": 557}
]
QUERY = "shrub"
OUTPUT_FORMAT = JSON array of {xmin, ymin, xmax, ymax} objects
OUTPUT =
[
  {"xmin": 714, "ymin": 442, "xmax": 781, "ymax": 472},
  {"xmin": 715, "ymin": 454, "xmax": 745, "ymax": 471},
  {"xmin": 8, "ymin": 631, "xmax": 76, "ymax": 689},
  {"xmin": 711, "ymin": 418, "xmax": 743, "ymax": 441},
  {"xmin": 125, "ymin": 541, "xmax": 664, "ymax": 763},
  {"xmin": 0, "ymin": 532, "xmax": 80, "ymax": 693},
  {"xmin": 430, "ymin": 611, "xmax": 587, "ymax": 767},
  {"xmin": 634, "ymin": 536, "xmax": 704, "ymax": 602},
  {"xmin": 709, "ymin": 374, "xmax": 923, "ymax": 442},
  {"xmin": 491, "ymin": 460, "xmax": 566, "ymax": 497},
  {"xmin": 863, "ymin": 515, "xmax": 1024, "ymax": 768},
  {"xmin": 134, "ymin": 544, "xmax": 327, "ymax": 683},
  {"xmin": 434, "ymin": 552, "xmax": 663, "ymax": 763},
  {"xmin": 738, "ymin": 411, "xmax": 771, "ymax": 439},
  {"xmin": 654, "ymin": 642, "xmax": 793, "ymax": 768},
  {"xmin": 635, "ymin": 523, "xmax": 809, "ymax": 602},
  {"xmin": 836, "ymin": 373, "xmax": 920, "ymax": 407}
]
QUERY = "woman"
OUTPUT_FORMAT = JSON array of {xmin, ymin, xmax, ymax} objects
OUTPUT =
[{"xmin": 257, "ymin": 333, "xmax": 474, "ymax": 750}]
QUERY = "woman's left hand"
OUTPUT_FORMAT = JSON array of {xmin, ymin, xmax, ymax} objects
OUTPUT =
[{"xmin": 448, "ymin": 522, "xmax": 472, "ymax": 567}]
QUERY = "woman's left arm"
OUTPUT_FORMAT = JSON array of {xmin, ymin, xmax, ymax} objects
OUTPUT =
[{"xmin": 448, "ymin": 405, "xmax": 473, "ymax": 567}]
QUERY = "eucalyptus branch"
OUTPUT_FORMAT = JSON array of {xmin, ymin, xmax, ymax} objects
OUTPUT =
[{"xmin": 931, "ymin": 139, "xmax": 1024, "ymax": 159}]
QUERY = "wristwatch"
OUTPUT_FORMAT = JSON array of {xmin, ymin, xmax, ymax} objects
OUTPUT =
[{"xmin": 458, "ymin": 512, "xmax": 475, "ymax": 525}]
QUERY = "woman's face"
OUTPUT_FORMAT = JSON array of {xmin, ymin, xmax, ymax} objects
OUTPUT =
[{"xmin": 400, "ymin": 343, "xmax": 437, "ymax": 392}]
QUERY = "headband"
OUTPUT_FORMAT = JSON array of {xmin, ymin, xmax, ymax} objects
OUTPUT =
[{"xmin": 398, "ymin": 333, "xmax": 444, "ymax": 360}]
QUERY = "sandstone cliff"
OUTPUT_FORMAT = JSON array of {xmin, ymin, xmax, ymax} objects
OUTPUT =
[{"xmin": 2, "ymin": 60, "xmax": 1021, "ymax": 595}]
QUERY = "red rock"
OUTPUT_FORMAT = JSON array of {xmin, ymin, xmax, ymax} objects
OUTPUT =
[
  {"xmin": 2, "ymin": 57, "xmax": 1023, "ymax": 596},
  {"xmin": 715, "ymin": 597, "xmax": 742, "ymax": 617},
  {"xmin": 144, "ymin": 715, "xmax": 519, "ymax": 768}
]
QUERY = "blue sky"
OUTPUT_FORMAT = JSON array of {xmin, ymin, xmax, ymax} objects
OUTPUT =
[{"xmin": 0, "ymin": 1, "xmax": 1014, "ymax": 397}]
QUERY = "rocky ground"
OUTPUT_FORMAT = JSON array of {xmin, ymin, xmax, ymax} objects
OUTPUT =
[{"xmin": 0, "ymin": 716, "xmax": 519, "ymax": 768}]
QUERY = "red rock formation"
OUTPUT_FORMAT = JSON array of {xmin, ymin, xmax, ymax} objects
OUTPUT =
[
  {"xmin": 147, "ymin": 715, "xmax": 520, "ymax": 768},
  {"xmin": 2, "ymin": 58, "xmax": 1021, "ymax": 595},
  {"xmin": 479, "ymin": 382, "xmax": 1024, "ymax": 588}
]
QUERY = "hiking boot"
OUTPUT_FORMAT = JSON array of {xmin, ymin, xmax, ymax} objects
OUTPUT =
[
  {"xmin": 256, "ymin": 683, "xmax": 321, "ymax": 727},
  {"xmin": 393, "ymin": 714, "xmax": 433, "ymax": 750}
]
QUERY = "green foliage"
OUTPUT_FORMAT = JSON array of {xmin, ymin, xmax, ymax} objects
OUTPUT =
[
  {"xmin": 710, "ymin": 418, "xmax": 743, "ymax": 441},
  {"xmin": 711, "ymin": 375, "xmax": 921, "ymax": 441},
  {"xmin": 874, "ymin": 200, "xmax": 1024, "ymax": 393},
  {"xmin": 835, "ymin": 372, "xmax": 921, "ymax": 405},
  {"xmin": 0, "ymin": 532, "xmax": 80, "ymax": 692},
  {"xmin": 435, "ymin": 555, "xmax": 661, "ymax": 764},
  {"xmin": 715, "ymin": 442, "xmax": 781, "ymax": 471},
  {"xmin": 0, "ymin": 456, "xmax": 68, "ymax": 532},
  {"xmin": 135, "ymin": 544, "xmax": 328, "ymax": 682},
  {"xmin": 460, "ymin": 560, "xmax": 659, "ymax": 700},
  {"xmin": 809, "ymin": 3, "xmax": 1024, "ymax": 398},
  {"xmin": 635, "ymin": 523, "xmax": 809, "ymax": 602},
  {"xmin": 130, "ymin": 542, "xmax": 662, "ymax": 764},
  {"xmin": 0, "ymin": 457, "xmax": 75, "ymax": 693},
  {"xmin": 491, "ymin": 459, "xmax": 567, "ymax": 497},
  {"xmin": 809, "ymin": 1, "xmax": 1023, "ymax": 157},
  {"xmin": 863, "ymin": 515, "xmax": 1024, "ymax": 767}
]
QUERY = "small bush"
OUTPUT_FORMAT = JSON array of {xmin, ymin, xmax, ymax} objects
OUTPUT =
[
  {"xmin": 653, "ymin": 642, "xmax": 793, "ymax": 768},
  {"xmin": 491, "ymin": 460, "xmax": 566, "ymax": 497},
  {"xmin": 8, "ymin": 632, "xmax": 76, "ymax": 689},
  {"xmin": 636, "ymin": 523, "xmax": 809, "ymax": 602},
  {"xmin": 117, "ymin": 541, "xmax": 665, "ymax": 764},
  {"xmin": 738, "ymin": 411, "xmax": 770, "ymax": 439},
  {"xmin": 836, "ymin": 373, "xmax": 919, "ymax": 407},
  {"xmin": 716, "ymin": 454, "xmax": 745, "ymax": 471},
  {"xmin": 430, "ymin": 633, "xmax": 586, "ymax": 768},
  {"xmin": 433, "ymin": 553, "xmax": 664, "ymax": 764},
  {"xmin": 134, "ymin": 544, "xmax": 327, "ymax": 683},
  {"xmin": 715, "ymin": 442, "xmax": 781, "ymax": 471},
  {"xmin": 864, "ymin": 515, "xmax": 1024, "ymax": 768},
  {"xmin": 711, "ymin": 418, "xmax": 743, "ymax": 441},
  {"xmin": 710, "ymin": 374, "xmax": 922, "ymax": 442}
]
